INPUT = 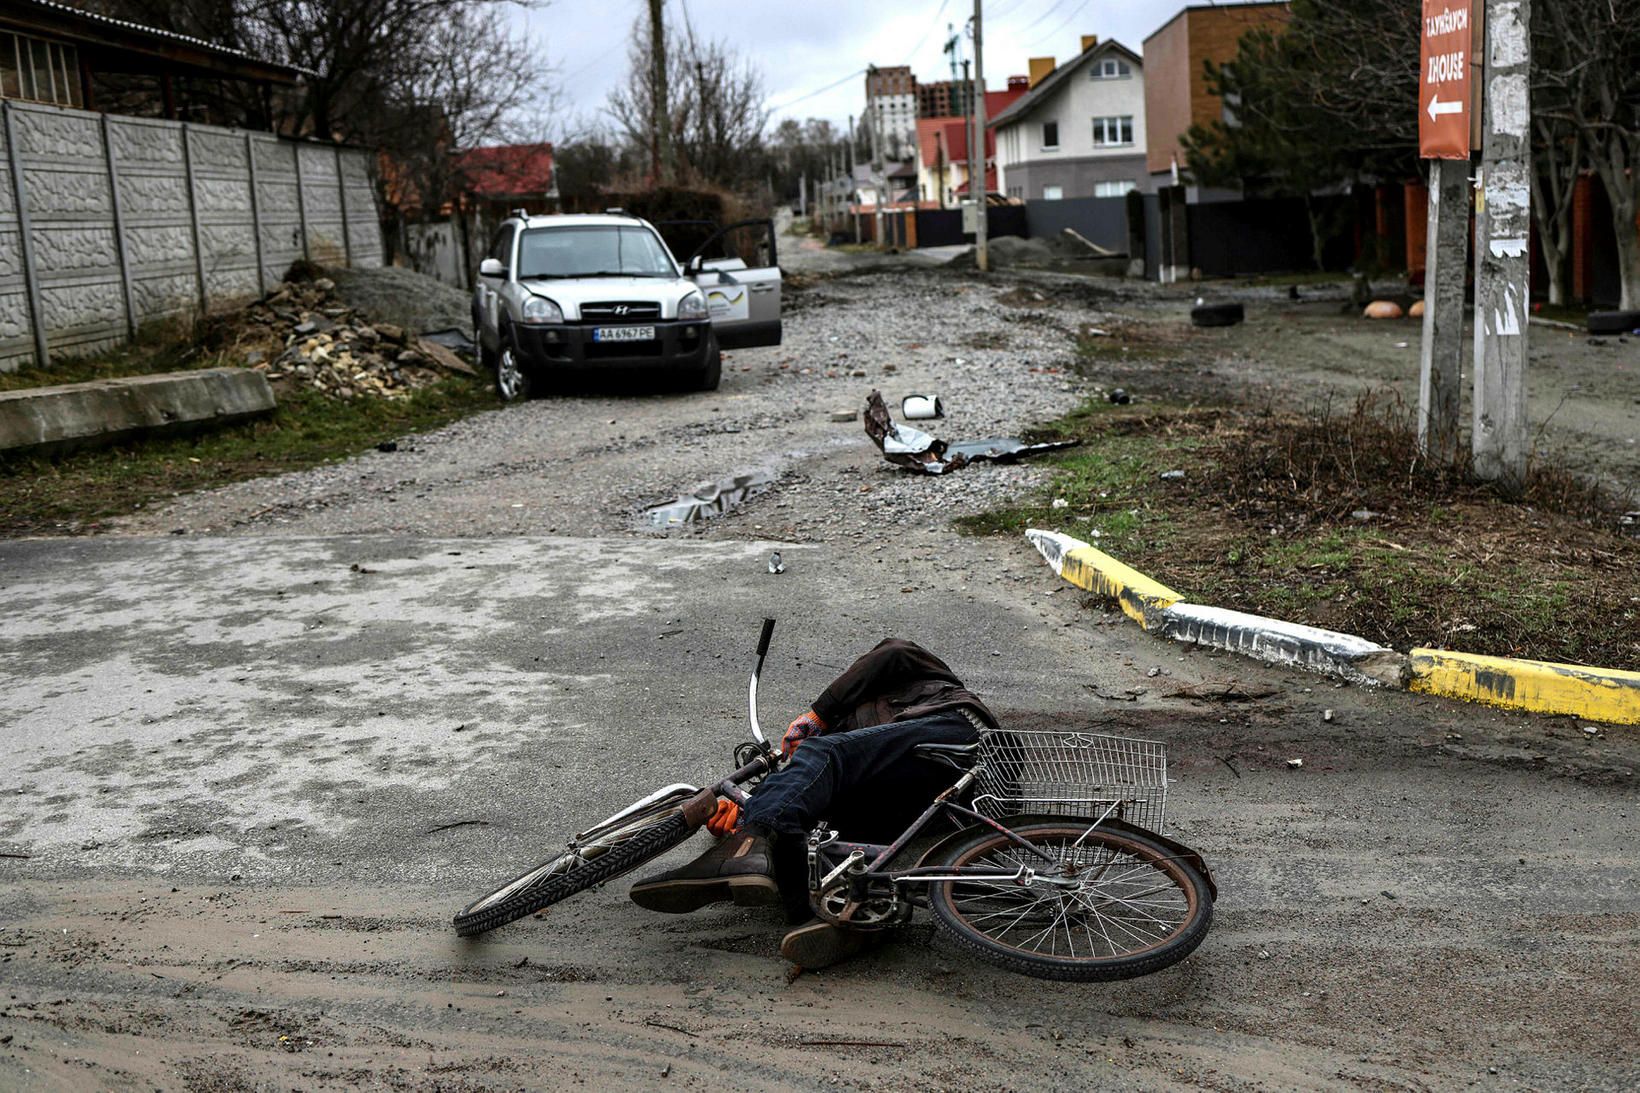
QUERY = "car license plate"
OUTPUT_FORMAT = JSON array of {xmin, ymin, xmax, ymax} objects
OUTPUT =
[{"xmin": 592, "ymin": 326, "xmax": 654, "ymax": 343}]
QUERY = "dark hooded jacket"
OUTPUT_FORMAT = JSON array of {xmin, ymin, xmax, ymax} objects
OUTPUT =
[{"xmin": 809, "ymin": 638, "xmax": 997, "ymax": 735}]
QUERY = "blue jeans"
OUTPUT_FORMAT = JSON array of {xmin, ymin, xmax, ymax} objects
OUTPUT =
[{"xmin": 743, "ymin": 711, "xmax": 980, "ymax": 838}]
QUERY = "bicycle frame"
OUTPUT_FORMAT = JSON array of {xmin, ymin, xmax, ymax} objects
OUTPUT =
[{"xmin": 802, "ymin": 767, "xmax": 1102, "ymax": 927}]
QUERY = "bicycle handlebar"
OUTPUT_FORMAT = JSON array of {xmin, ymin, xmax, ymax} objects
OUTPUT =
[{"xmin": 748, "ymin": 618, "xmax": 776, "ymax": 749}]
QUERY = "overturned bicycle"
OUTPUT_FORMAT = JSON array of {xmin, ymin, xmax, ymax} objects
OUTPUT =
[{"xmin": 454, "ymin": 620, "xmax": 1216, "ymax": 981}]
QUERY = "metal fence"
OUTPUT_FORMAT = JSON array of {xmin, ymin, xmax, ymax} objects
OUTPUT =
[{"xmin": 1, "ymin": 99, "xmax": 384, "ymax": 372}]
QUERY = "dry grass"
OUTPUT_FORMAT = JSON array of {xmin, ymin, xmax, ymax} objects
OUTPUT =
[{"xmin": 962, "ymin": 391, "xmax": 1640, "ymax": 669}]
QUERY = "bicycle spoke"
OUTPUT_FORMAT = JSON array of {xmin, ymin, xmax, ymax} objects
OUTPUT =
[{"xmin": 944, "ymin": 831, "xmax": 1194, "ymax": 963}]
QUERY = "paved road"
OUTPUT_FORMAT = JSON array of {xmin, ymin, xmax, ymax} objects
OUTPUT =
[{"xmin": 2, "ymin": 248, "xmax": 1637, "ymax": 1090}]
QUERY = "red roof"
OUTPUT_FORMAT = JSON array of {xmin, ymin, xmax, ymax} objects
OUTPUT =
[
  {"xmin": 918, "ymin": 117, "xmax": 997, "ymax": 168},
  {"xmin": 454, "ymin": 142, "xmax": 555, "ymax": 198},
  {"xmin": 985, "ymin": 85, "xmax": 1027, "ymax": 119}
]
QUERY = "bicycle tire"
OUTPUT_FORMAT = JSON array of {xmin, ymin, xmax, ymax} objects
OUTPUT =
[
  {"xmin": 927, "ymin": 821, "xmax": 1212, "ymax": 982},
  {"xmin": 453, "ymin": 812, "xmax": 693, "ymax": 937}
]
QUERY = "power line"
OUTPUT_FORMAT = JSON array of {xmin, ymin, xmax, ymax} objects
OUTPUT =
[
  {"xmin": 900, "ymin": 0, "xmax": 952, "ymax": 64},
  {"xmin": 1028, "ymin": 0, "xmax": 1092, "ymax": 47},
  {"xmin": 1020, "ymin": 0, "xmax": 1075, "ymax": 33},
  {"xmin": 768, "ymin": 67, "xmax": 870, "ymax": 113}
]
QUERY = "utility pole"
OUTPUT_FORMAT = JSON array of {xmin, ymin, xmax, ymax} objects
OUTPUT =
[
  {"xmin": 866, "ymin": 68, "xmax": 886, "ymax": 247},
  {"xmin": 1418, "ymin": 158, "xmax": 1468, "ymax": 458},
  {"xmin": 971, "ymin": 0, "xmax": 988, "ymax": 272},
  {"xmin": 648, "ymin": 0, "xmax": 673, "ymax": 185},
  {"xmin": 1471, "ymin": 0, "xmax": 1530, "ymax": 488},
  {"xmin": 848, "ymin": 113, "xmax": 860, "ymax": 243}
]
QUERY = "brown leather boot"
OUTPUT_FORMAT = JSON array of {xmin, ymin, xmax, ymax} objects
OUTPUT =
[
  {"xmin": 628, "ymin": 829, "xmax": 781, "ymax": 913},
  {"xmin": 779, "ymin": 918, "xmax": 877, "ymax": 970}
]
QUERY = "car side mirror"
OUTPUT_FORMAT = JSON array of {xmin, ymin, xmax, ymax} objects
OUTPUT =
[
  {"xmin": 478, "ymin": 257, "xmax": 506, "ymax": 279},
  {"xmin": 685, "ymin": 255, "xmax": 704, "ymax": 274}
]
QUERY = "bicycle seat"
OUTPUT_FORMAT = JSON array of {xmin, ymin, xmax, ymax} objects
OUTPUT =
[{"xmin": 913, "ymin": 742, "xmax": 979, "ymax": 770}]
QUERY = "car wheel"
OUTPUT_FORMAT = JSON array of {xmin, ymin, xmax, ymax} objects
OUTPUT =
[
  {"xmin": 693, "ymin": 333, "xmax": 722, "ymax": 392},
  {"xmin": 495, "ymin": 340, "xmax": 533, "ymax": 402}
]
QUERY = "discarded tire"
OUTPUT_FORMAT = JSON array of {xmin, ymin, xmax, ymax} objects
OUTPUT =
[
  {"xmin": 1587, "ymin": 310, "xmax": 1640, "ymax": 336},
  {"xmin": 1190, "ymin": 302, "xmax": 1244, "ymax": 327}
]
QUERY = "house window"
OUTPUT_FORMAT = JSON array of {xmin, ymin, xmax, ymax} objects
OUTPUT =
[
  {"xmin": 1090, "ymin": 58, "xmax": 1132, "ymax": 80},
  {"xmin": 1091, "ymin": 115, "xmax": 1134, "ymax": 146},
  {"xmin": 1041, "ymin": 121, "xmax": 1059, "ymax": 150},
  {"xmin": 0, "ymin": 32, "xmax": 82, "ymax": 107},
  {"xmin": 1093, "ymin": 180, "xmax": 1137, "ymax": 198},
  {"xmin": 1042, "ymin": 185, "xmax": 1063, "ymax": 200}
]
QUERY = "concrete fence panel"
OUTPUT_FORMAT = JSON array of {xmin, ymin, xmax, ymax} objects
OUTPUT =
[
  {"xmin": 0, "ymin": 100, "xmax": 384, "ymax": 374},
  {"xmin": 1023, "ymin": 196, "xmax": 1129, "ymax": 254}
]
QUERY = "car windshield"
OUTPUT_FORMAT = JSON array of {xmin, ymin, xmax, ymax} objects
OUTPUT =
[{"xmin": 517, "ymin": 226, "xmax": 677, "ymax": 279}]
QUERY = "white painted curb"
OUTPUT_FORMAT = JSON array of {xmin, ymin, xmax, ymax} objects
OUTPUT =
[{"xmin": 1162, "ymin": 602, "xmax": 1409, "ymax": 688}]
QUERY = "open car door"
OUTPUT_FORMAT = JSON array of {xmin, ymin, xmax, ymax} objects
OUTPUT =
[{"xmin": 684, "ymin": 219, "xmax": 782, "ymax": 350}]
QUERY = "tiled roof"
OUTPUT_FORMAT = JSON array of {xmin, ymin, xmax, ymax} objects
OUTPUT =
[{"xmin": 454, "ymin": 143, "xmax": 556, "ymax": 198}]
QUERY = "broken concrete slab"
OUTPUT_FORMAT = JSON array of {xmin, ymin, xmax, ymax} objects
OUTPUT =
[
  {"xmin": 864, "ymin": 390, "xmax": 1076, "ymax": 474},
  {"xmin": 0, "ymin": 368, "xmax": 275, "ymax": 456}
]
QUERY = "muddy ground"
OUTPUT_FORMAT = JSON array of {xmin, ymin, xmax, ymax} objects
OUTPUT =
[{"xmin": 2, "ymin": 240, "xmax": 1638, "ymax": 1091}]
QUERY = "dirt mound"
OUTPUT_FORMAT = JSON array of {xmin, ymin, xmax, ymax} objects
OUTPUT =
[
  {"xmin": 327, "ymin": 265, "xmax": 474, "ymax": 335},
  {"xmin": 945, "ymin": 235, "xmax": 1060, "ymax": 270}
]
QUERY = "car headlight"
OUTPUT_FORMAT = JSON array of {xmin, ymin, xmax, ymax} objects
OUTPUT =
[
  {"xmin": 677, "ymin": 291, "xmax": 708, "ymax": 321},
  {"xmin": 522, "ymin": 295, "xmax": 564, "ymax": 324}
]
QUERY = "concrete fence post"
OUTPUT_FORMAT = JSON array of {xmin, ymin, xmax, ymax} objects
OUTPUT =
[
  {"xmin": 245, "ymin": 132, "xmax": 265, "ymax": 297},
  {"xmin": 293, "ymin": 142, "xmax": 310, "ymax": 261},
  {"xmin": 181, "ymin": 123, "xmax": 208, "ymax": 314},
  {"xmin": 101, "ymin": 113, "xmax": 137, "ymax": 340},
  {"xmin": 3, "ymin": 101, "xmax": 48, "ymax": 368},
  {"xmin": 334, "ymin": 145, "xmax": 352, "ymax": 266}
]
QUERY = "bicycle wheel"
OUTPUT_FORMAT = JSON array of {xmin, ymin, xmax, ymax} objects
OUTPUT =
[
  {"xmin": 927, "ymin": 821, "xmax": 1212, "ymax": 982},
  {"xmin": 453, "ymin": 809, "xmax": 694, "ymax": 937}
]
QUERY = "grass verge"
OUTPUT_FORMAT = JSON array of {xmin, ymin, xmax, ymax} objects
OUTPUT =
[
  {"xmin": 0, "ymin": 369, "xmax": 495, "ymax": 536},
  {"xmin": 960, "ymin": 386, "xmax": 1640, "ymax": 670}
]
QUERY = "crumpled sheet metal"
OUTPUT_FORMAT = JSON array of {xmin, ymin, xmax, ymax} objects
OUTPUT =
[
  {"xmin": 863, "ymin": 389, "xmax": 1077, "ymax": 475},
  {"xmin": 645, "ymin": 472, "xmax": 772, "ymax": 527}
]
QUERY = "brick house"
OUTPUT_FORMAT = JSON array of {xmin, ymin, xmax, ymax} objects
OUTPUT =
[{"xmin": 1142, "ymin": 1, "xmax": 1291, "ymax": 195}]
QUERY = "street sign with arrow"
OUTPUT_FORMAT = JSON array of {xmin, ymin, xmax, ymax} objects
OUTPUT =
[{"xmin": 1419, "ymin": 0, "xmax": 1474, "ymax": 159}]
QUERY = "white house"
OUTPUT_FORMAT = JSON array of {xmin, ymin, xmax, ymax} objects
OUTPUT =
[{"xmin": 991, "ymin": 38, "xmax": 1147, "ymax": 201}]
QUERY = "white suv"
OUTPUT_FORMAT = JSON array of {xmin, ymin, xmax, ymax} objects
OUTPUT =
[{"xmin": 471, "ymin": 211, "xmax": 782, "ymax": 398}]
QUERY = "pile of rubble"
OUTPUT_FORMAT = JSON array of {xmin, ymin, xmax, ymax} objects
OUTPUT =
[{"xmin": 239, "ymin": 277, "xmax": 473, "ymax": 400}]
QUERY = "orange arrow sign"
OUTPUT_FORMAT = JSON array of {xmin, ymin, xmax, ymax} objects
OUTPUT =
[{"xmin": 1419, "ymin": 0, "xmax": 1474, "ymax": 159}]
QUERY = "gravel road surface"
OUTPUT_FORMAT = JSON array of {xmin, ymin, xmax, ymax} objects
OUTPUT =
[{"xmin": 2, "ymin": 244, "xmax": 1636, "ymax": 1091}]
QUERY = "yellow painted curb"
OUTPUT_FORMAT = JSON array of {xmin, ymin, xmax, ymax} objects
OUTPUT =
[
  {"xmin": 1409, "ymin": 648, "xmax": 1640, "ymax": 724},
  {"xmin": 1026, "ymin": 529, "xmax": 1181, "ymax": 629}
]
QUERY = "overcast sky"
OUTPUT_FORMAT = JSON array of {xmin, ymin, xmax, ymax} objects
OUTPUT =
[{"xmin": 515, "ymin": 0, "xmax": 1218, "ymax": 139}]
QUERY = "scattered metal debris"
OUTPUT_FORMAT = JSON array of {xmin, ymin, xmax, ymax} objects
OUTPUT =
[
  {"xmin": 863, "ymin": 390, "xmax": 1077, "ymax": 475},
  {"xmin": 1108, "ymin": 388, "xmax": 1131, "ymax": 405},
  {"xmin": 1286, "ymin": 758, "xmax": 1304, "ymax": 769},
  {"xmin": 644, "ymin": 471, "xmax": 773, "ymax": 527},
  {"xmin": 768, "ymin": 551, "xmax": 785, "ymax": 574}
]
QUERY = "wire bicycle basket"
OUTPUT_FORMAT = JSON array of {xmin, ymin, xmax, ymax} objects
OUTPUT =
[{"xmin": 972, "ymin": 729, "xmax": 1169, "ymax": 833}]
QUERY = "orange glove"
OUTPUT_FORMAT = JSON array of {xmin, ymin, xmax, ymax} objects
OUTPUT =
[
  {"xmin": 705, "ymin": 798, "xmax": 741, "ymax": 837},
  {"xmin": 782, "ymin": 710, "xmax": 826, "ymax": 757}
]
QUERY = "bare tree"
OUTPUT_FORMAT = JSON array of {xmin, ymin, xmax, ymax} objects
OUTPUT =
[
  {"xmin": 1537, "ymin": 0, "xmax": 1640, "ymax": 309},
  {"xmin": 607, "ymin": 11, "xmax": 769, "ymax": 190}
]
